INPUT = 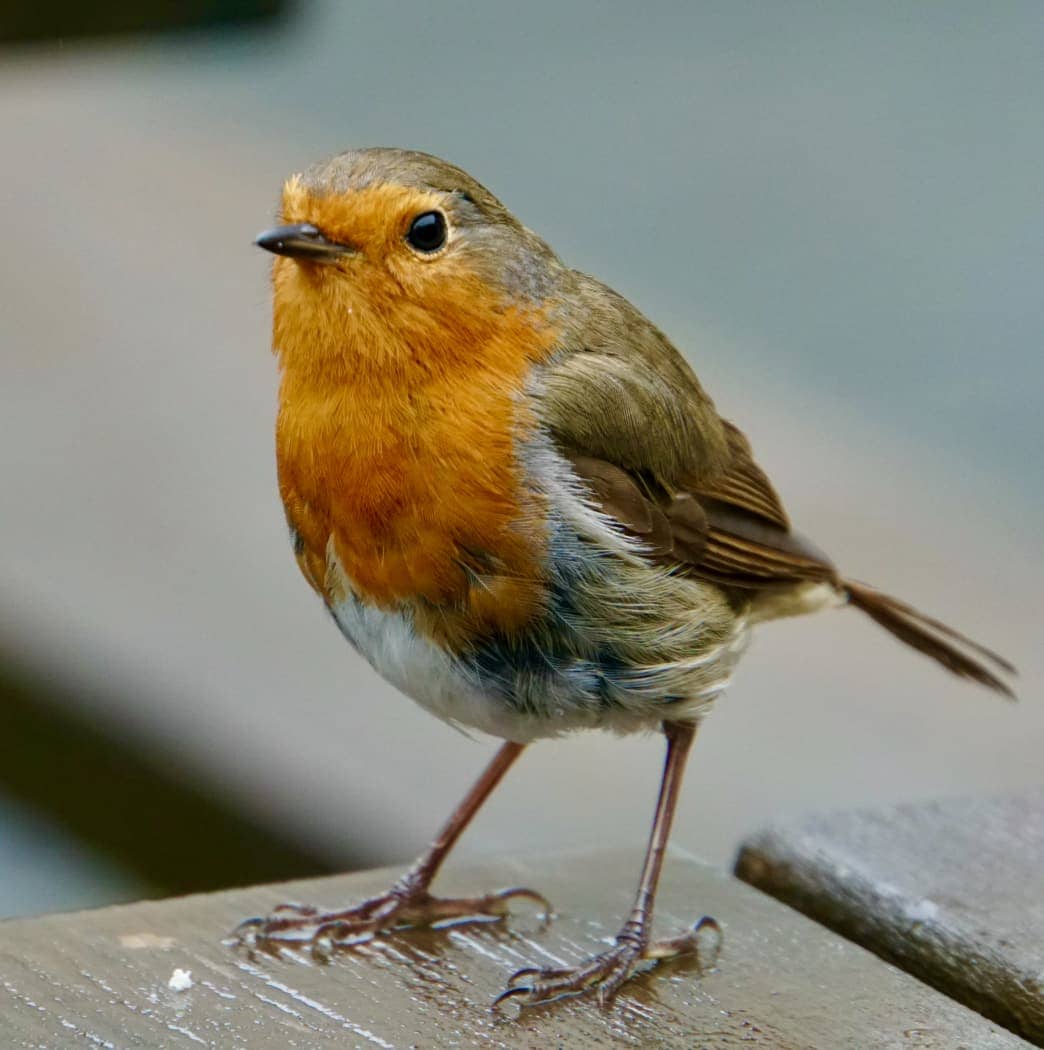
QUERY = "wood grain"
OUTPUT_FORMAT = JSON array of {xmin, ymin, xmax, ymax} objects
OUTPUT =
[{"xmin": 0, "ymin": 848, "xmax": 1029, "ymax": 1048}]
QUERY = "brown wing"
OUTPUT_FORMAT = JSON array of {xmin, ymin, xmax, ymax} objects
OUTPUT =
[
  {"xmin": 683, "ymin": 420, "xmax": 837, "ymax": 588},
  {"xmin": 697, "ymin": 420, "xmax": 789, "ymax": 528},
  {"xmin": 567, "ymin": 451, "xmax": 836, "ymax": 590},
  {"xmin": 566, "ymin": 450, "xmax": 1013, "ymax": 692},
  {"xmin": 538, "ymin": 274, "xmax": 1013, "ymax": 693},
  {"xmin": 537, "ymin": 272, "xmax": 836, "ymax": 589}
]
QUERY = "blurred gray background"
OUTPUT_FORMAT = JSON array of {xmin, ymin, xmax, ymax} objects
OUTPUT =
[{"xmin": 1, "ymin": 1, "xmax": 1041, "ymax": 919}]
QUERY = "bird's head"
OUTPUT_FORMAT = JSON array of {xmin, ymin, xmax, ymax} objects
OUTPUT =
[{"xmin": 257, "ymin": 148, "xmax": 563, "ymax": 377}]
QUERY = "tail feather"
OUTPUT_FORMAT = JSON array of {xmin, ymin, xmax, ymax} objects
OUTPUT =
[{"xmin": 845, "ymin": 580, "xmax": 1016, "ymax": 698}]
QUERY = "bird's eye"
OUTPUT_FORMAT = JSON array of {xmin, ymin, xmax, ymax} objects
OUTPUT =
[{"xmin": 405, "ymin": 211, "xmax": 447, "ymax": 253}]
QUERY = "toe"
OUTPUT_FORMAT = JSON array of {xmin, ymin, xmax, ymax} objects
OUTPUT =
[
  {"xmin": 493, "ymin": 886, "xmax": 552, "ymax": 915},
  {"xmin": 230, "ymin": 916, "xmax": 264, "ymax": 937},
  {"xmin": 271, "ymin": 901, "xmax": 319, "ymax": 917},
  {"xmin": 595, "ymin": 957, "xmax": 637, "ymax": 1004},
  {"xmin": 505, "ymin": 967, "xmax": 543, "ymax": 987},
  {"xmin": 643, "ymin": 914, "xmax": 722, "ymax": 964}
]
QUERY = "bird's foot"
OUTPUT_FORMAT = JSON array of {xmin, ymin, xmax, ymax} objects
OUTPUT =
[
  {"xmin": 230, "ymin": 883, "xmax": 550, "ymax": 955},
  {"xmin": 494, "ymin": 915, "xmax": 720, "ymax": 1011}
]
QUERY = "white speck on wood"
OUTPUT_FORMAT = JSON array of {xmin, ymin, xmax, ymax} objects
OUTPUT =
[{"xmin": 167, "ymin": 968, "xmax": 194, "ymax": 992}]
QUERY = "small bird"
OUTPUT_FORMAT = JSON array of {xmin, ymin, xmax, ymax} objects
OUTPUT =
[{"xmin": 242, "ymin": 148, "xmax": 1014, "ymax": 1008}]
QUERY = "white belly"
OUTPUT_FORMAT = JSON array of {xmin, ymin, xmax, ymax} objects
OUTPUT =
[
  {"xmin": 327, "ymin": 591, "xmax": 529, "ymax": 739},
  {"xmin": 328, "ymin": 586, "xmax": 748, "ymax": 743}
]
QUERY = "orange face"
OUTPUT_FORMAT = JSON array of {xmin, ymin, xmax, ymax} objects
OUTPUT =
[
  {"xmin": 271, "ymin": 173, "xmax": 560, "ymax": 374},
  {"xmin": 267, "ymin": 170, "xmax": 561, "ymax": 645},
  {"xmin": 276, "ymin": 178, "xmax": 485, "ymax": 366}
]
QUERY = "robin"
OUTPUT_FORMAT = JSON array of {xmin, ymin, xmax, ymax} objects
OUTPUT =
[{"xmin": 241, "ymin": 148, "xmax": 1014, "ymax": 1009}]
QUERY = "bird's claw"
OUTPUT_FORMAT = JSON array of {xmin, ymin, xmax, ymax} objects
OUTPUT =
[
  {"xmin": 228, "ymin": 884, "xmax": 550, "ymax": 954},
  {"xmin": 492, "ymin": 915, "xmax": 720, "ymax": 1012},
  {"xmin": 493, "ymin": 941, "xmax": 646, "ymax": 1012},
  {"xmin": 271, "ymin": 901, "xmax": 321, "ymax": 917}
]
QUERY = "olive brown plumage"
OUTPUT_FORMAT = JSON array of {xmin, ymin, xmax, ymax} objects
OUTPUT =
[{"xmin": 242, "ymin": 148, "xmax": 1015, "ymax": 1010}]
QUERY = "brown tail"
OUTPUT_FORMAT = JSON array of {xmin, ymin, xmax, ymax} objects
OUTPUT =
[{"xmin": 844, "ymin": 580, "xmax": 1016, "ymax": 698}]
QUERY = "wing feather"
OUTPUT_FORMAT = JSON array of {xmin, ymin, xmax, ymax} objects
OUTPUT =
[{"xmin": 535, "ymin": 271, "xmax": 1013, "ymax": 693}]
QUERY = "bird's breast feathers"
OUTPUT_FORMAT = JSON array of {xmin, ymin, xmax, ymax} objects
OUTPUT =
[
  {"xmin": 275, "ymin": 296, "xmax": 559, "ymax": 646},
  {"xmin": 277, "ymin": 351, "xmax": 749, "ymax": 739}
]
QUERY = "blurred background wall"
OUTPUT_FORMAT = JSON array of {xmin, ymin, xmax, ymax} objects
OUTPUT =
[{"xmin": 1, "ymin": 1, "xmax": 1041, "ymax": 919}]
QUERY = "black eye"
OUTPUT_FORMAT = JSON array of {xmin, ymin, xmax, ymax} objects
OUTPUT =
[{"xmin": 406, "ymin": 211, "xmax": 447, "ymax": 253}]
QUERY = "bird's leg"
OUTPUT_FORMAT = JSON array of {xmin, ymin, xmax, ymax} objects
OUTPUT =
[
  {"xmin": 495, "ymin": 720, "xmax": 719, "ymax": 1010},
  {"xmin": 232, "ymin": 740, "xmax": 547, "ymax": 952}
]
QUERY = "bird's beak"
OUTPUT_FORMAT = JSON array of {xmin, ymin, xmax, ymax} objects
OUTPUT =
[{"xmin": 254, "ymin": 223, "xmax": 354, "ymax": 262}]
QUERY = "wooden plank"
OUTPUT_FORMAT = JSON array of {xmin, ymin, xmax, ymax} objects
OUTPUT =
[
  {"xmin": 735, "ymin": 790, "xmax": 1044, "ymax": 1046},
  {"xmin": 0, "ymin": 848, "xmax": 1029, "ymax": 1048}
]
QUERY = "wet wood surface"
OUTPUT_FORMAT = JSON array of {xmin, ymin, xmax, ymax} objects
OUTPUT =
[
  {"xmin": 0, "ymin": 847, "xmax": 1030, "ymax": 1048},
  {"xmin": 736, "ymin": 789, "xmax": 1044, "ymax": 1046}
]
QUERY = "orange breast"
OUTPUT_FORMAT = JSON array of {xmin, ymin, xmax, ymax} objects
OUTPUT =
[{"xmin": 274, "ymin": 261, "xmax": 558, "ymax": 647}]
